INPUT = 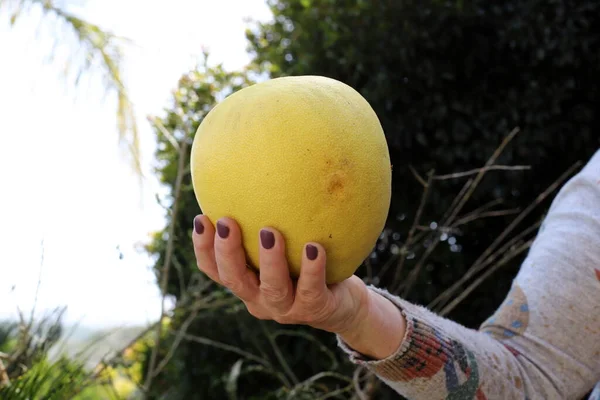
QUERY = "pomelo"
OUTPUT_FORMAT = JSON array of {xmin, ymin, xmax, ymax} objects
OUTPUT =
[{"xmin": 190, "ymin": 75, "xmax": 391, "ymax": 284}]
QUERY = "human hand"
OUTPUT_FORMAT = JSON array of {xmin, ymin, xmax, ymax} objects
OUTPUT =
[{"xmin": 191, "ymin": 215, "xmax": 371, "ymax": 335}]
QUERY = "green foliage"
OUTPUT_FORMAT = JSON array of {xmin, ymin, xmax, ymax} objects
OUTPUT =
[
  {"xmin": 143, "ymin": 0, "xmax": 600, "ymax": 398},
  {"xmin": 146, "ymin": 62, "xmax": 255, "ymax": 299},
  {"xmin": 0, "ymin": 309, "xmax": 121, "ymax": 400},
  {"xmin": 0, "ymin": 357, "xmax": 91, "ymax": 400}
]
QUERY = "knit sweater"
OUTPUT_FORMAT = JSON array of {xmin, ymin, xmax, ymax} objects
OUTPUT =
[{"xmin": 339, "ymin": 149, "xmax": 600, "ymax": 400}]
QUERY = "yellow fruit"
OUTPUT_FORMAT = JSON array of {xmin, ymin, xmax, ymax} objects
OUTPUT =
[{"xmin": 190, "ymin": 75, "xmax": 391, "ymax": 284}]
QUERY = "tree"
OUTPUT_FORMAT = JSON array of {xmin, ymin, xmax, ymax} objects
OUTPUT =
[
  {"xmin": 142, "ymin": 0, "xmax": 600, "ymax": 398},
  {"xmin": 0, "ymin": 0, "xmax": 141, "ymax": 172}
]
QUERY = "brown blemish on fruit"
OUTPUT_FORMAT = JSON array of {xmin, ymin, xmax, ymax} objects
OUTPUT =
[
  {"xmin": 323, "ymin": 158, "xmax": 350, "ymax": 198},
  {"xmin": 328, "ymin": 173, "xmax": 345, "ymax": 194}
]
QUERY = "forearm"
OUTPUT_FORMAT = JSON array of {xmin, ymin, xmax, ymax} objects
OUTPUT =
[
  {"xmin": 338, "ymin": 288, "xmax": 555, "ymax": 399},
  {"xmin": 336, "ymin": 149, "xmax": 600, "ymax": 400},
  {"xmin": 338, "ymin": 289, "xmax": 406, "ymax": 360}
]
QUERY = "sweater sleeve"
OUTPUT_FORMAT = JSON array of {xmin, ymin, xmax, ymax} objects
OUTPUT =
[{"xmin": 338, "ymin": 149, "xmax": 600, "ymax": 400}]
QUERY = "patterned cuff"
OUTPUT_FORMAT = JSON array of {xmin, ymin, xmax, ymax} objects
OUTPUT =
[{"xmin": 337, "ymin": 286, "xmax": 456, "ymax": 382}]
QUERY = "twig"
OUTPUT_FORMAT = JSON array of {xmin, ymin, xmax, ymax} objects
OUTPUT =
[
  {"xmin": 181, "ymin": 333, "xmax": 272, "ymax": 369},
  {"xmin": 91, "ymin": 321, "xmax": 160, "ymax": 379},
  {"xmin": 172, "ymin": 256, "xmax": 188, "ymax": 303},
  {"xmin": 440, "ymin": 176, "xmax": 473, "ymax": 224},
  {"xmin": 389, "ymin": 170, "xmax": 434, "ymax": 291},
  {"xmin": 142, "ymin": 139, "xmax": 189, "ymax": 396},
  {"xmin": 393, "ymin": 127, "xmax": 521, "ymax": 297},
  {"xmin": 428, "ymin": 219, "xmax": 542, "ymax": 311},
  {"xmin": 153, "ymin": 309, "xmax": 200, "ymax": 378},
  {"xmin": 399, "ymin": 233, "xmax": 441, "ymax": 297},
  {"xmin": 470, "ymin": 160, "xmax": 582, "ymax": 267},
  {"xmin": 454, "ymin": 208, "xmax": 521, "ymax": 226},
  {"xmin": 352, "ymin": 367, "xmax": 369, "ymax": 400},
  {"xmin": 433, "ymin": 165, "xmax": 530, "ymax": 180},
  {"xmin": 293, "ymin": 371, "xmax": 352, "ymax": 387},
  {"xmin": 451, "ymin": 198, "xmax": 504, "ymax": 225},
  {"xmin": 408, "ymin": 165, "xmax": 427, "ymax": 187},
  {"xmin": 315, "ymin": 384, "xmax": 353, "ymax": 399},
  {"xmin": 28, "ymin": 239, "xmax": 45, "ymax": 333},
  {"xmin": 261, "ymin": 324, "xmax": 298, "ymax": 385},
  {"xmin": 273, "ymin": 330, "xmax": 339, "ymax": 370},
  {"xmin": 439, "ymin": 239, "xmax": 534, "ymax": 316},
  {"xmin": 445, "ymin": 127, "xmax": 520, "ymax": 226},
  {"xmin": 429, "ymin": 161, "xmax": 582, "ymax": 310}
]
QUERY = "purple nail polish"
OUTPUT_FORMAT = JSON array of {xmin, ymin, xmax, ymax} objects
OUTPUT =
[
  {"xmin": 194, "ymin": 217, "xmax": 204, "ymax": 234},
  {"xmin": 306, "ymin": 244, "xmax": 318, "ymax": 261},
  {"xmin": 260, "ymin": 230, "xmax": 275, "ymax": 249},
  {"xmin": 216, "ymin": 221, "xmax": 230, "ymax": 239}
]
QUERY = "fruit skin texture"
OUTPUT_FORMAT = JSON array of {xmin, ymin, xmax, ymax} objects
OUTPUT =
[{"xmin": 190, "ymin": 75, "xmax": 391, "ymax": 284}]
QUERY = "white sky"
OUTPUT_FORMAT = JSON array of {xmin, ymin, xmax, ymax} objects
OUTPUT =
[{"xmin": 0, "ymin": 0, "xmax": 272, "ymax": 328}]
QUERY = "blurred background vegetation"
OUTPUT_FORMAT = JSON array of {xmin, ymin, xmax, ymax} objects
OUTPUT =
[{"xmin": 1, "ymin": 0, "xmax": 599, "ymax": 399}]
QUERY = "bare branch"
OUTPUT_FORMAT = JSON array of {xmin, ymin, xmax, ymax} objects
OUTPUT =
[
  {"xmin": 352, "ymin": 367, "xmax": 369, "ymax": 400},
  {"xmin": 445, "ymin": 127, "xmax": 521, "ymax": 226},
  {"xmin": 28, "ymin": 240, "xmax": 45, "ymax": 333},
  {"xmin": 433, "ymin": 165, "xmax": 530, "ymax": 180},
  {"xmin": 152, "ymin": 309, "xmax": 200, "ymax": 378},
  {"xmin": 181, "ymin": 333, "xmax": 272, "ymax": 369},
  {"xmin": 142, "ymin": 139, "xmax": 189, "ymax": 395},
  {"xmin": 261, "ymin": 324, "xmax": 298, "ymax": 385},
  {"xmin": 454, "ymin": 208, "xmax": 521, "ymax": 227},
  {"xmin": 91, "ymin": 321, "xmax": 160, "ymax": 380},
  {"xmin": 439, "ymin": 239, "xmax": 534, "ymax": 316},
  {"xmin": 430, "ymin": 161, "xmax": 582, "ymax": 311},
  {"xmin": 390, "ymin": 170, "xmax": 434, "ymax": 291},
  {"xmin": 408, "ymin": 165, "xmax": 428, "ymax": 187}
]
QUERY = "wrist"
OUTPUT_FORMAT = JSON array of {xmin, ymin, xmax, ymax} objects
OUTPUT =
[{"xmin": 338, "ymin": 289, "xmax": 406, "ymax": 360}]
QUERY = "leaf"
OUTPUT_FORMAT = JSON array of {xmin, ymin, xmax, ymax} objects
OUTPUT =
[{"xmin": 3, "ymin": 0, "xmax": 141, "ymax": 176}]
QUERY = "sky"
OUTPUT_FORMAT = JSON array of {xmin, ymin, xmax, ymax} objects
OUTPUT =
[{"xmin": 0, "ymin": 0, "xmax": 272, "ymax": 328}]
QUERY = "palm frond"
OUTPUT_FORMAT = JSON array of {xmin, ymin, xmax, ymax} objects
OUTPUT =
[{"xmin": 1, "ymin": 0, "xmax": 142, "ymax": 175}]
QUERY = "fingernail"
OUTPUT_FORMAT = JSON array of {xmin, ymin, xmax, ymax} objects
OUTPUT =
[
  {"xmin": 216, "ymin": 221, "xmax": 230, "ymax": 239},
  {"xmin": 194, "ymin": 216, "xmax": 204, "ymax": 234},
  {"xmin": 306, "ymin": 244, "xmax": 318, "ymax": 261},
  {"xmin": 260, "ymin": 229, "xmax": 275, "ymax": 249}
]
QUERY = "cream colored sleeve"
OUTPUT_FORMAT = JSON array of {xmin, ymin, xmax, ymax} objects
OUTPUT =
[{"xmin": 339, "ymin": 150, "xmax": 600, "ymax": 400}]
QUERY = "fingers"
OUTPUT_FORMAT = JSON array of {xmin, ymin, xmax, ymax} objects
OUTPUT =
[
  {"xmin": 192, "ymin": 215, "xmax": 220, "ymax": 284},
  {"xmin": 258, "ymin": 228, "xmax": 294, "ymax": 314},
  {"xmin": 214, "ymin": 217, "xmax": 259, "ymax": 301},
  {"xmin": 296, "ymin": 243, "xmax": 328, "ymax": 306},
  {"xmin": 192, "ymin": 215, "xmax": 334, "ymax": 328}
]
